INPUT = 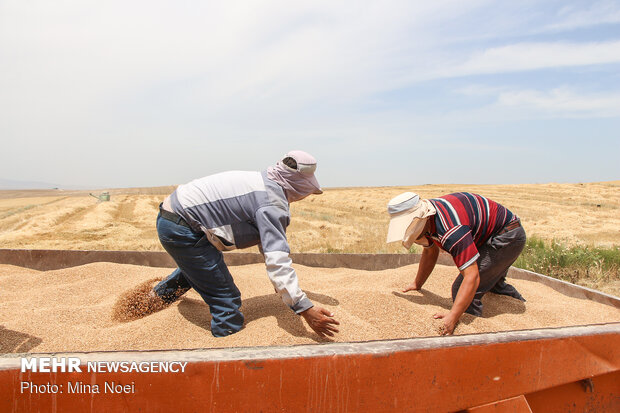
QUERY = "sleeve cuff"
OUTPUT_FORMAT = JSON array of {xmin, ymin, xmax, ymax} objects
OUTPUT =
[
  {"xmin": 292, "ymin": 297, "xmax": 314, "ymax": 314},
  {"xmin": 458, "ymin": 253, "xmax": 480, "ymax": 271}
]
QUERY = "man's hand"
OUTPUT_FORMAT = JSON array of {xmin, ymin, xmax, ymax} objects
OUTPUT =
[
  {"xmin": 402, "ymin": 282, "xmax": 420, "ymax": 292},
  {"xmin": 433, "ymin": 312, "xmax": 459, "ymax": 335},
  {"xmin": 435, "ymin": 262, "xmax": 479, "ymax": 336},
  {"xmin": 300, "ymin": 306, "xmax": 340, "ymax": 338}
]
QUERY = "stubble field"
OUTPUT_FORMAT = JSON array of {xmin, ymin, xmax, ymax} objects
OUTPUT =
[{"xmin": 1, "ymin": 182, "xmax": 618, "ymax": 253}]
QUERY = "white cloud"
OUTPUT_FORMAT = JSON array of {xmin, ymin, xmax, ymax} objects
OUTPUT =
[
  {"xmin": 549, "ymin": 1, "xmax": 620, "ymax": 31},
  {"xmin": 447, "ymin": 84, "xmax": 620, "ymax": 123},
  {"xmin": 0, "ymin": 1, "xmax": 477, "ymax": 117},
  {"xmin": 446, "ymin": 41, "xmax": 620, "ymax": 77},
  {"xmin": 454, "ymin": 84, "xmax": 506, "ymax": 96},
  {"xmin": 497, "ymin": 87, "xmax": 620, "ymax": 117}
]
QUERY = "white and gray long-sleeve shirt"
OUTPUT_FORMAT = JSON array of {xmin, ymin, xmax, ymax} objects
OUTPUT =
[{"xmin": 168, "ymin": 170, "xmax": 313, "ymax": 314}]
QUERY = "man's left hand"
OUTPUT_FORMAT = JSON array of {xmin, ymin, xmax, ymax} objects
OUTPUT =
[
  {"xmin": 433, "ymin": 312, "xmax": 458, "ymax": 335},
  {"xmin": 300, "ymin": 306, "xmax": 340, "ymax": 338}
]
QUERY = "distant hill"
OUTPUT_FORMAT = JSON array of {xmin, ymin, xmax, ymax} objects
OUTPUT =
[
  {"xmin": 0, "ymin": 179, "xmax": 59, "ymax": 190},
  {"xmin": 0, "ymin": 179, "xmax": 89, "ymax": 190}
]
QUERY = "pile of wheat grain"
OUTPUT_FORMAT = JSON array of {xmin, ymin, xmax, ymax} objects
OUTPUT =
[{"xmin": 1, "ymin": 262, "xmax": 618, "ymax": 353}]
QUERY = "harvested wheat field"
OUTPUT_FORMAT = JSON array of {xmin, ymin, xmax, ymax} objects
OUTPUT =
[
  {"xmin": 1, "ymin": 261, "xmax": 618, "ymax": 354},
  {"xmin": 0, "ymin": 181, "xmax": 618, "ymax": 253}
]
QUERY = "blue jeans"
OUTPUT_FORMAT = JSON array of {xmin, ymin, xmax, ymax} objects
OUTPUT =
[{"xmin": 154, "ymin": 213, "xmax": 244, "ymax": 337}]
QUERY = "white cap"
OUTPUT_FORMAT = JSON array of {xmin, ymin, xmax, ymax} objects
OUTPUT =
[{"xmin": 386, "ymin": 192, "xmax": 436, "ymax": 243}]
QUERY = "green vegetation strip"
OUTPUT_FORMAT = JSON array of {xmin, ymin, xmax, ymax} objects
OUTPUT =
[{"xmin": 515, "ymin": 237, "xmax": 620, "ymax": 290}]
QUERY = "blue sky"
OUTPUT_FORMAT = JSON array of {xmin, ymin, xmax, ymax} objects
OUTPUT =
[{"xmin": 1, "ymin": 0, "xmax": 619, "ymax": 188}]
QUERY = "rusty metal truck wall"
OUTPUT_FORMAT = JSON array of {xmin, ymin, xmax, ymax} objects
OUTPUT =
[
  {"xmin": 1, "ymin": 249, "xmax": 619, "ymax": 412},
  {"xmin": 1, "ymin": 324, "xmax": 619, "ymax": 412}
]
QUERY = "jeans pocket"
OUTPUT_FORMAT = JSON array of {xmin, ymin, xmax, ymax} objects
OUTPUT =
[
  {"xmin": 193, "ymin": 234, "xmax": 209, "ymax": 248},
  {"xmin": 158, "ymin": 227, "xmax": 202, "ymax": 249},
  {"xmin": 485, "ymin": 235, "xmax": 498, "ymax": 250},
  {"xmin": 490, "ymin": 228, "xmax": 526, "ymax": 251},
  {"xmin": 490, "ymin": 233, "xmax": 511, "ymax": 250}
]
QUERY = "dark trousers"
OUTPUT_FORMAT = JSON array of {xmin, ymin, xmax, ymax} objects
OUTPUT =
[
  {"xmin": 451, "ymin": 225, "xmax": 526, "ymax": 316},
  {"xmin": 154, "ymin": 214, "xmax": 244, "ymax": 337}
]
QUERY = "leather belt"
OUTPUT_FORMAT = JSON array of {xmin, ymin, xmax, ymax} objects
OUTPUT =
[
  {"xmin": 497, "ymin": 219, "xmax": 521, "ymax": 235},
  {"xmin": 159, "ymin": 206, "xmax": 193, "ymax": 230}
]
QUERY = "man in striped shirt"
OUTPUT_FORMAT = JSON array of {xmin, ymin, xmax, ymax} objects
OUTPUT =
[
  {"xmin": 152, "ymin": 151, "xmax": 339, "ymax": 338},
  {"xmin": 387, "ymin": 192, "xmax": 526, "ymax": 335}
]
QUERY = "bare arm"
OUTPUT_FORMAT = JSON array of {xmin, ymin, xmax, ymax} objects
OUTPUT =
[
  {"xmin": 403, "ymin": 243, "xmax": 439, "ymax": 292},
  {"xmin": 434, "ymin": 262, "xmax": 480, "ymax": 335}
]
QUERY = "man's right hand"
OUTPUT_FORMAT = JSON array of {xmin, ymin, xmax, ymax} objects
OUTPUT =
[
  {"xmin": 402, "ymin": 282, "xmax": 420, "ymax": 292},
  {"xmin": 300, "ymin": 306, "xmax": 340, "ymax": 338}
]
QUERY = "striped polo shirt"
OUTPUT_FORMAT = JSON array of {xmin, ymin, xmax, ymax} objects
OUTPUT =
[{"xmin": 427, "ymin": 193, "xmax": 517, "ymax": 270}]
